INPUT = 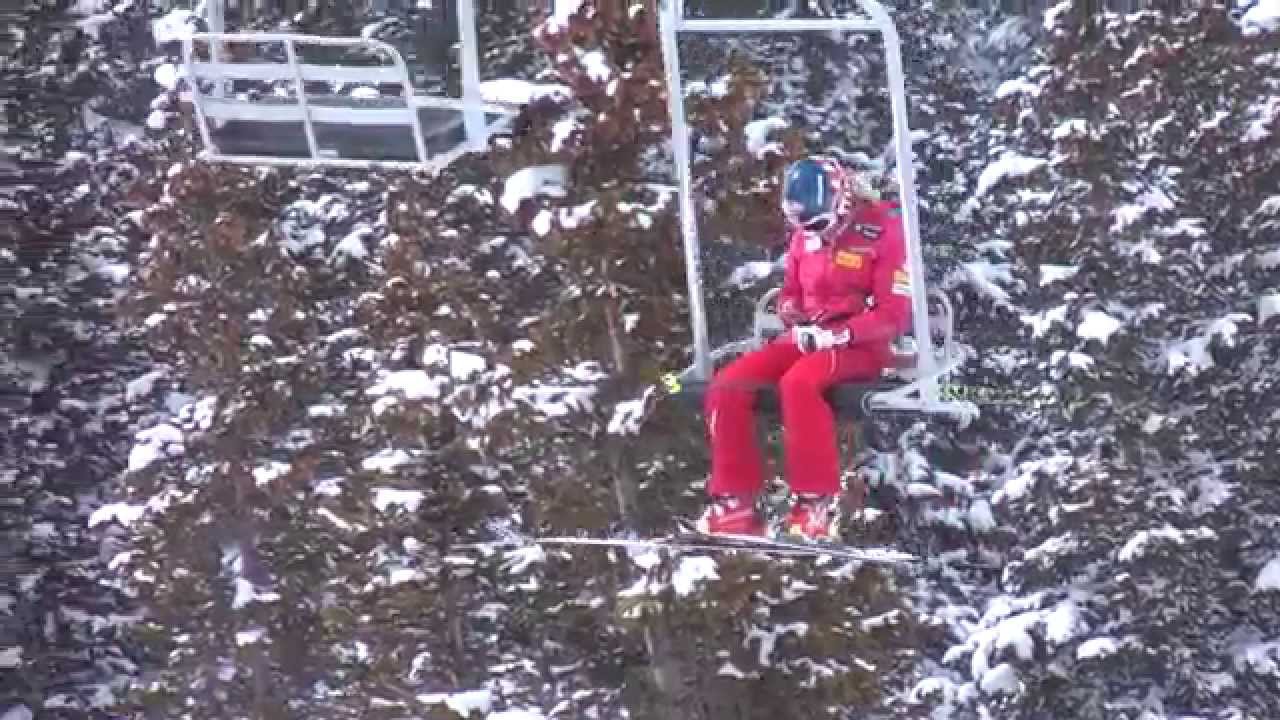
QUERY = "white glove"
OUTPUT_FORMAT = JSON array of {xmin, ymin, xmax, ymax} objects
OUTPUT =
[{"xmin": 793, "ymin": 324, "xmax": 851, "ymax": 353}]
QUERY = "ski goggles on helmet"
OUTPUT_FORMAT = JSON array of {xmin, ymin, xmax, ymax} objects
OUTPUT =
[{"xmin": 790, "ymin": 210, "xmax": 838, "ymax": 234}]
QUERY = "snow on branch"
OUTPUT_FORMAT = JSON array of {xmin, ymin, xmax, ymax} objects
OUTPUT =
[
  {"xmin": 151, "ymin": 8, "xmax": 201, "ymax": 45},
  {"xmin": 1075, "ymin": 309, "xmax": 1123, "ymax": 345},
  {"xmin": 501, "ymin": 165, "xmax": 569, "ymax": 216},
  {"xmin": 480, "ymin": 78, "xmax": 574, "ymax": 107},
  {"xmin": 606, "ymin": 386, "xmax": 656, "ymax": 436},
  {"xmin": 995, "ymin": 77, "xmax": 1044, "ymax": 100},
  {"xmin": 1254, "ymin": 557, "xmax": 1280, "ymax": 592},
  {"xmin": 1235, "ymin": 0, "xmax": 1280, "ymax": 37},
  {"xmin": 974, "ymin": 152, "xmax": 1048, "ymax": 198},
  {"xmin": 744, "ymin": 117, "xmax": 789, "ymax": 159},
  {"xmin": 1117, "ymin": 523, "xmax": 1217, "ymax": 563}
]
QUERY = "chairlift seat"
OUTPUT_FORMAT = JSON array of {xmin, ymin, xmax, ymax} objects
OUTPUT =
[
  {"xmin": 665, "ymin": 284, "xmax": 961, "ymax": 421},
  {"xmin": 205, "ymin": 106, "xmax": 488, "ymax": 163},
  {"xmin": 746, "ymin": 286, "xmax": 953, "ymax": 380},
  {"xmin": 667, "ymin": 376, "xmax": 896, "ymax": 421}
]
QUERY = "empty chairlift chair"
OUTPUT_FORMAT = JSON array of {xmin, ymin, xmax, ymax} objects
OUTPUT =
[{"xmin": 179, "ymin": 0, "xmax": 518, "ymax": 170}]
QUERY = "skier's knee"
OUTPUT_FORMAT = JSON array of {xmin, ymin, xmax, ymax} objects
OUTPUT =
[{"xmin": 778, "ymin": 367, "xmax": 822, "ymax": 398}]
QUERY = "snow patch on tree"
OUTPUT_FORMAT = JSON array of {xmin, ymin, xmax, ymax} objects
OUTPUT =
[
  {"xmin": 1235, "ymin": 0, "xmax": 1280, "ymax": 36},
  {"xmin": 1117, "ymin": 524, "xmax": 1216, "ymax": 563},
  {"xmin": 501, "ymin": 165, "xmax": 568, "ymax": 214},
  {"xmin": 480, "ymin": 78, "xmax": 573, "ymax": 106},
  {"xmin": 418, "ymin": 688, "xmax": 493, "ymax": 718},
  {"xmin": 126, "ymin": 422, "xmax": 184, "ymax": 472},
  {"xmin": 150, "ymin": 9, "xmax": 200, "ymax": 45},
  {"xmin": 671, "ymin": 556, "xmax": 719, "ymax": 597},
  {"xmin": 1253, "ymin": 557, "xmax": 1280, "ymax": 592},
  {"xmin": 743, "ymin": 116, "xmax": 789, "ymax": 158},
  {"xmin": 1075, "ymin": 309, "xmax": 1122, "ymax": 344},
  {"xmin": 978, "ymin": 663, "xmax": 1020, "ymax": 695},
  {"xmin": 1075, "ymin": 636, "xmax": 1121, "ymax": 661},
  {"xmin": 973, "ymin": 152, "xmax": 1048, "ymax": 197}
]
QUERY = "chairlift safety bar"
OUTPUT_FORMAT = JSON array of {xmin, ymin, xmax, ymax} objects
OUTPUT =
[{"xmin": 658, "ymin": 0, "xmax": 940, "ymax": 411}]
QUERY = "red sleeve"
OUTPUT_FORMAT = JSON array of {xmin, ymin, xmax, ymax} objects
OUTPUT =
[
  {"xmin": 843, "ymin": 210, "xmax": 913, "ymax": 343},
  {"xmin": 776, "ymin": 231, "xmax": 803, "ymax": 321}
]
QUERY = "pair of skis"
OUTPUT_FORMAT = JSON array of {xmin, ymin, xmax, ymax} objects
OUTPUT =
[{"xmin": 534, "ymin": 523, "xmax": 920, "ymax": 566}]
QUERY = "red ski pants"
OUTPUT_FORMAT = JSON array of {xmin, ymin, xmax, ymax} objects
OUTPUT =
[{"xmin": 704, "ymin": 337, "xmax": 889, "ymax": 497}]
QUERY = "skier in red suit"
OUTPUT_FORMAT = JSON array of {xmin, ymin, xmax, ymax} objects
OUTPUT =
[{"xmin": 697, "ymin": 155, "xmax": 914, "ymax": 540}]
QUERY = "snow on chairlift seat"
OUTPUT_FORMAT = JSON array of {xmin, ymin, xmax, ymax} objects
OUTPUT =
[{"xmin": 180, "ymin": 22, "xmax": 520, "ymax": 169}]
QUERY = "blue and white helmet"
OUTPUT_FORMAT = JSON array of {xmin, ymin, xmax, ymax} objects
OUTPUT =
[{"xmin": 782, "ymin": 156, "xmax": 855, "ymax": 241}]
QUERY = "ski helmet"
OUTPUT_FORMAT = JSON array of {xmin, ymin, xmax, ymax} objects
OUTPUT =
[{"xmin": 781, "ymin": 156, "xmax": 855, "ymax": 241}]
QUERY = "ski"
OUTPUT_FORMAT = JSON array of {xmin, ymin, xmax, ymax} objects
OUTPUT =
[
  {"xmin": 674, "ymin": 528, "xmax": 919, "ymax": 565},
  {"xmin": 535, "ymin": 529, "xmax": 919, "ymax": 565},
  {"xmin": 534, "ymin": 535, "xmax": 841, "ymax": 559}
]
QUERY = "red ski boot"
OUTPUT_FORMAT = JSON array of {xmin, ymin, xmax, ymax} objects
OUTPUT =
[
  {"xmin": 784, "ymin": 494, "xmax": 841, "ymax": 541},
  {"xmin": 695, "ymin": 495, "xmax": 766, "ymax": 536}
]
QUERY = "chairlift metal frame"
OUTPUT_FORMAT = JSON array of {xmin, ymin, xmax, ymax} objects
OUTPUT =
[
  {"xmin": 181, "ymin": 0, "xmax": 519, "ymax": 170},
  {"xmin": 657, "ymin": 0, "xmax": 977, "ymax": 422}
]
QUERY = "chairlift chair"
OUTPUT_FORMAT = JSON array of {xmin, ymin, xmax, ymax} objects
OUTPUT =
[
  {"xmin": 179, "ymin": 0, "xmax": 520, "ymax": 170},
  {"xmin": 656, "ymin": 0, "xmax": 979, "ymax": 425}
]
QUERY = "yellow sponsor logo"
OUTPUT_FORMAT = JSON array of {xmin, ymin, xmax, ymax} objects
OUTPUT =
[
  {"xmin": 892, "ymin": 268, "xmax": 911, "ymax": 296},
  {"xmin": 834, "ymin": 250, "xmax": 864, "ymax": 269}
]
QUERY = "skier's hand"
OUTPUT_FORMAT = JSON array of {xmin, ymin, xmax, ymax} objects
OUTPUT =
[{"xmin": 793, "ymin": 324, "xmax": 851, "ymax": 353}]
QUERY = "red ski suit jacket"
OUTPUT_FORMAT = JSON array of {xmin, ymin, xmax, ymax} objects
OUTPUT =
[{"xmin": 775, "ymin": 199, "xmax": 913, "ymax": 346}]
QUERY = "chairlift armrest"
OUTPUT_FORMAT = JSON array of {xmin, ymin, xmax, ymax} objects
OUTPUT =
[
  {"xmin": 755, "ymin": 286, "xmax": 782, "ymax": 314},
  {"xmin": 752, "ymin": 287, "xmax": 784, "ymax": 347},
  {"xmin": 927, "ymin": 288, "xmax": 955, "ymax": 345}
]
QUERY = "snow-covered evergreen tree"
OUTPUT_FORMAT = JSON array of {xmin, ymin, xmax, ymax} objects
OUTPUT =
[
  {"xmin": 101, "ymin": 155, "xmax": 560, "ymax": 717},
  {"xmin": 3, "ymin": 0, "xmax": 159, "ymax": 159},
  {"xmin": 0, "ymin": 6, "xmax": 177, "ymax": 718},
  {"xmin": 0, "ymin": 129, "xmax": 156, "ymax": 720},
  {"xmin": 908, "ymin": 4, "xmax": 1280, "ymax": 717}
]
